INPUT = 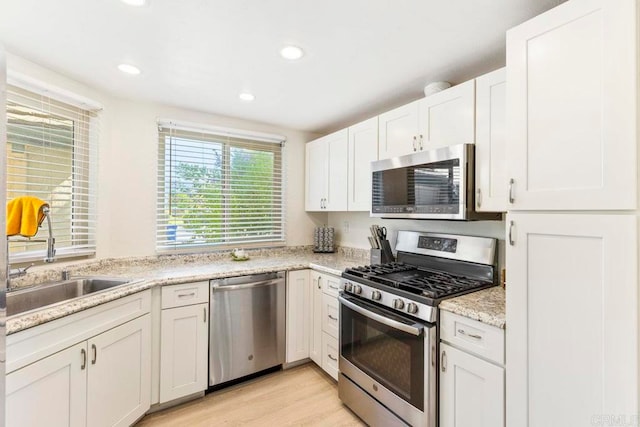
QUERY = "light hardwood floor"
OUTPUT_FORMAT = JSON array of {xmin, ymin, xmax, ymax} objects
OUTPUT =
[{"xmin": 137, "ymin": 363, "xmax": 365, "ymax": 426}]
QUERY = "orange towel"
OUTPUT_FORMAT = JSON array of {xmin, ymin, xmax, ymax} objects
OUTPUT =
[{"xmin": 6, "ymin": 196, "xmax": 49, "ymax": 237}]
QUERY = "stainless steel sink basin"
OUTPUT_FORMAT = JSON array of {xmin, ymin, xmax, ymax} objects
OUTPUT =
[{"xmin": 7, "ymin": 277, "xmax": 133, "ymax": 317}]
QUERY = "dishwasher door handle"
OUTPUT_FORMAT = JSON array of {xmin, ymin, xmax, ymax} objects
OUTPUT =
[{"xmin": 211, "ymin": 279, "xmax": 281, "ymax": 292}]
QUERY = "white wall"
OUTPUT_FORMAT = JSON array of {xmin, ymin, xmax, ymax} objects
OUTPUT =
[
  {"xmin": 328, "ymin": 211, "xmax": 506, "ymax": 265},
  {"xmin": 7, "ymin": 54, "xmax": 324, "ymax": 259}
]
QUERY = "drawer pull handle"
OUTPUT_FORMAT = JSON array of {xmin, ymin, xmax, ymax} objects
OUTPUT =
[
  {"xmin": 328, "ymin": 314, "xmax": 338, "ymax": 321},
  {"xmin": 329, "ymin": 285, "xmax": 339, "ymax": 290},
  {"xmin": 457, "ymin": 329, "xmax": 482, "ymax": 340},
  {"xmin": 81, "ymin": 349, "xmax": 87, "ymax": 370},
  {"xmin": 441, "ymin": 350, "xmax": 447, "ymax": 372},
  {"xmin": 328, "ymin": 354, "xmax": 337, "ymax": 362},
  {"xmin": 178, "ymin": 292, "xmax": 196, "ymax": 298},
  {"xmin": 91, "ymin": 344, "xmax": 97, "ymax": 365}
]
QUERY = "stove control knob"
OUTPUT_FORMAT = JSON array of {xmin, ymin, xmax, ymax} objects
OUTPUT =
[
  {"xmin": 406, "ymin": 302, "xmax": 419, "ymax": 314},
  {"xmin": 371, "ymin": 290, "xmax": 382, "ymax": 301},
  {"xmin": 393, "ymin": 299, "xmax": 405, "ymax": 310},
  {"xmin": 344, "ymin": 282, "xmax": 353, "ymax": 293},
  {"xmin": 353, "ymin": 285, "xmax": 362, "ymax": 295}
]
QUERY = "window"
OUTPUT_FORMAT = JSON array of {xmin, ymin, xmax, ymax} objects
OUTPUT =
[
  {"xmin": 157, "ymin": 121, "xmax": 286, "ymax": 251},
  {"xmin": 6, "ymin": 82, "xmax": 99, "ymax": 261}
]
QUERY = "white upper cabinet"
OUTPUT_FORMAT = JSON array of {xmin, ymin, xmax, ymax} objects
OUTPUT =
[
  {"xmin": 378, "ymin": 100, "xmax": 420, "ymax": 159},
  {"xmin": 305, "ymin": 138, "xmax": 327, "ymax": 211},
  {"xmin": 475, "ymin": 68, "xmax": 507, "ymax": 212},
  {"xmin": 506, "ymin": 213, "xmax": 637, "ymax": 427},
  {"xmin": 347, "ymin": 117, "xmax": 378, "ymax": 211},
  {"xmin": 418, "ymin": 79, "xmax": 475, "ymax": 150},
  {"xmin": 506, "ymin": 0, "xmax": 637, "ymax": 210},
  {"xmin": 378, "ymin": 81, "xmax": 475, "ymax": 161},
  {"xmin": 305, "ymin": 129, "xmax": 348, "ymax": 211}
]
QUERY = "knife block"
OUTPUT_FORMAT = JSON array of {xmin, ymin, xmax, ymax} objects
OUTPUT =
[{"xmin": 370, "ymin": 246, "xmax": 394, "ymax": 264}]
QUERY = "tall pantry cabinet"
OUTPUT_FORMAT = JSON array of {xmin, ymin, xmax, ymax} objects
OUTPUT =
[{"xmin": 505, "ymin": 1, "xmax": 638, "ymax": 426}]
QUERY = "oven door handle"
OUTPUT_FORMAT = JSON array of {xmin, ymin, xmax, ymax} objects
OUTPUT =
[{"xmin": 338, "ymin": 295, "xmax": 423, "ymax": 336}]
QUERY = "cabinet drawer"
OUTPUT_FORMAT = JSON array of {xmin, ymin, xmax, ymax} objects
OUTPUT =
[
  {"xmin": 321, "ymin": 273, "xmax": 341, "ymax": 298},
  {"xmin": 161, "ymin": 281, "xmax": 209, "ymax": 309},
  {"xmin": 440, "ymin": 311, "xmax": 504, "ymax": 365},
  {"xmin": 322, "ymin": 332, "xmax": 339, "ymax": 381},
  {"xmin": 321, "ymin": 293, "xmax": 339, "ymax": 338}
]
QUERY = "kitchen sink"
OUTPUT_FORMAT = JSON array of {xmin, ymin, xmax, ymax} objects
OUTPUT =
[{"xmin": 7, "ymin": 277, "xmax": 134, "ymax": 317}]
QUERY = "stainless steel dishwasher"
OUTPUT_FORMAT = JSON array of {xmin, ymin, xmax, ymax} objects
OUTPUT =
[{"xmin": 209, "ymin": 271, "xmax": 285, "ymax": 386}]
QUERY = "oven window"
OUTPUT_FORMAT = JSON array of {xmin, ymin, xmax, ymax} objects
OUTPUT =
[{"xmin": 341, "ymin": 301, "xmax": 425, "ymax": 410}]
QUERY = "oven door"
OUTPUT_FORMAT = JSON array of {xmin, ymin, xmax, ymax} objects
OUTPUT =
[{"xmin": 339, "ymin": 294, "xmax": 436, "ymax": 427}]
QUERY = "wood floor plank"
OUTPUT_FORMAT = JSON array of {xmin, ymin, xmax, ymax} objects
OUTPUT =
[{"xmin": 136, "ymin": 363, "xmax": 366, "ymax": 427}]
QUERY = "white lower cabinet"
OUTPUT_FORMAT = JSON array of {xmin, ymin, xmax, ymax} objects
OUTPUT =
[
  {"xmin": 87, "ymin": 315, "xmax": 151, "ymax": 427},
  {"xmin": 159, "ymin": 304, "xmax": 208, "ymax": 403},
  {"xmin": 159, "ymin": 281, "xmax": 209, "ymax": 404},
  {"xmin": 7, "ymin": 313, "xmax": 151, "ymax": 427},
  {"xmin": 440, "ymin": 311, "xmax": 505, "ymax": 427},
  {"xmin": 321, "ymin": 332, "xmax": 339, "ymax": 381},
  {"xmin": 286, "ymin": 270, "xmax": 311, "ymax": 363},
  {"xmin": 309, "ymin": 272, "xmax": 323, "ymax": 365},
  {"xmin": 439, "ymin": 343, "xmax": 504, "ymax": 427},
  {"xmin": 506, "ymin": 213, "xmax": 637, "ymax": 426},
  {"xmin": 309, "ymin": 271, "xmax": 340, "ymax": 380},
  {"xmin": 7, "ymin": 342, "xmax": 86, "ymax": 427}
]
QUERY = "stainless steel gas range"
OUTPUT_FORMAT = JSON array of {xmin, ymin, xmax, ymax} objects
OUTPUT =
[{"xmin": 338, "ymin": 231, "xmax": 498, "ymax": 427}]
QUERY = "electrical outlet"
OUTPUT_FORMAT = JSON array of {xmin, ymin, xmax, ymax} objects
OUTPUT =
[{"xmin": 342, "ymin": 221, "xmax": 349, "ymax": 233}]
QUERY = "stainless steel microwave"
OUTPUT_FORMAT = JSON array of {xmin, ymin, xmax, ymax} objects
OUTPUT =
[{"xmin": 371, "ymin": 143, "xmax": 501, "ymax": 220}]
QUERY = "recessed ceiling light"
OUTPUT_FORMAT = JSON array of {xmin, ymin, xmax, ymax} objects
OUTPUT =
[
  {"xmin": 239, "ymin": 92, "xmax": 255, "ymax": 102},
  {"xmin": 280, "ymin": 45, "xmax": 304, "ymax": 60},
  {"xmin": 121, "ymin": 0, "xmax": 147, "ymax": 6},
  {"xmin": 118, "ymin": 63, "xmax": 141, "ymax": 75}
]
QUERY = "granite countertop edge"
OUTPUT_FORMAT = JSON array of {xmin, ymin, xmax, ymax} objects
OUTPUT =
[
  {"xmin": 7, "ymin": 249, "xmax": 507, "ymax": 334},
  {"xmin": 6, "ymin": 254, "xmax": 354, "ymax": 335},
  {"xmin": 438, "ymin": 287, "xmax": 506, "ymax": 329}
]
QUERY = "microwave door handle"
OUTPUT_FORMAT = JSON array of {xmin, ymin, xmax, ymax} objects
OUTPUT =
[{"xmin": 338, "ymin": 295, "xmax": 422, "ymax": 336}]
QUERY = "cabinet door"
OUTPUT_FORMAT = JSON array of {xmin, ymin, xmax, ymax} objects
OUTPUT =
[
  {"xmin": 506, "ymin": 213, "xmax": 637, "ymax": 427},
  {"xmin": 86, "ymin": 314, "xmax": 151, "ymax": 427},
  {"xmin": 320, "ymin": 272, "xmax": 341, "ymax": 298},
  {"xmin": 475, "ymin": 68, "xmax": 506, "ymax": 212},
  {"xmin": 506, "ymin": 0, "xmax": 636, "ymax": 210},
  {"xmin": 325, "ymin": 129, "xmax": 348, "ymax": 211},
  {"xmin": 321, "ymin": 293, "xmax": 339, "ymax": 339},
  {"xmin": 7, "ymin": 342, "xmax": 87, "ymax": 427},
  {"xmin": 305, "ymin": 138, "xmax": 327, "ymax": 211},
  {"xmin": 418, "ymin": 79, "xmax": 475, "ymax": 149},
  {"xmin": 348, "ymin": 117, "xmax": 378, "ymax": 211},
  {"xmin": 286, "ymin": 270, "xmax": 311, "ymax": 363},
  {"xmin": 321, "ymin": 332, "xmax": 339, "ymax": 381},
  {"xmin": 439, "ymin": 343, "xmax": 504, "ymax": 427},
  {"xmin": 309, "ymin": 273, "xmax": 323, "ymax": 365},
  {"xmin": 159, "ymin": 304, "xmax": 208, "ymax": 403},
  {"xmin": 378, "ymin": 100, "xmax": 419, "ymax": 160}
]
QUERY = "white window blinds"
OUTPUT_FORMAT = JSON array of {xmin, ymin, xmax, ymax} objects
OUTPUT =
[
  {"xmin": 6, "ymin": 82, "xmax": 99, "ymax": 262},
  {"xmin": 157, "ymin": 121, "xmax": 286, "ymax": 251}
]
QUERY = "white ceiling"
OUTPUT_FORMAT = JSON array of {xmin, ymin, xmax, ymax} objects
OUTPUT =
[{"xmin": 0, "ymin": 0, "xmax": 561, "ymax": 133}]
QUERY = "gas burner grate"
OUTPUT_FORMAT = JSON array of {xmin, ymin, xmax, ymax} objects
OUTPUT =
[{"xmin": 344, "ymin": 263, "xmax": 492, "ymax": 299}]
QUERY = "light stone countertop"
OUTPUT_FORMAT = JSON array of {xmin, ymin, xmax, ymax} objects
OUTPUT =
[
  {"xmin": 438, "ymin": 286, "xmax": 506, "ymax": 329},
  {"xmin": 7, "ymin": 247, "xmax": 368, "ymax": 335}
]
